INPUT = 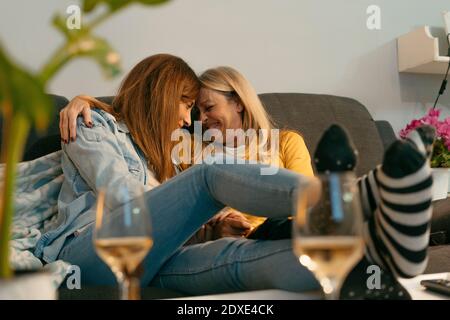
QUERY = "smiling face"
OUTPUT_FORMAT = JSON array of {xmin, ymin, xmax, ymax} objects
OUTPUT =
[{"xmin": 196, "ymin": 88, "xmax": 244, "ymax": 137}]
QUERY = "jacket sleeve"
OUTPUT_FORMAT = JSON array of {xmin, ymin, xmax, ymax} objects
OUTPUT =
[{"xmin": 62, "ymin": 111, "xmax": 153, "ymax": 211}]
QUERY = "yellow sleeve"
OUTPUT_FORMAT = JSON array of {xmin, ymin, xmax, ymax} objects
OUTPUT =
[{"xmin": 280, "ymin": 131, "xmax": 314, "ymax": 177}]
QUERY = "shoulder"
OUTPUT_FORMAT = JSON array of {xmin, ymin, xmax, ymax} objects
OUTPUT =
[
  {"xmin": 279, "ymin": 130, "xmax": 308, "ymax": 149},
  {"xmin": 75, "ymin": 109, "xmax": 120, "ymax": 143},
  {"xmin": 78, "ymin": 108, "xmax": 116, "ymax": 128},
  {"xmin": 77, "ymin": 108, "xmax": 120, "ymax": 133},
  {"xmin": 278, "ymin": 129, "xmax": 314, "ymax": 176}
]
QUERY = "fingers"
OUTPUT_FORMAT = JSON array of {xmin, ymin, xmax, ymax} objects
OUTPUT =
[
  {"xmin": 59, "ymin": 109, "xmax": 69, "ymax": 143},
  {"xmin": 213, "ymin": 218, "xmax": 252, "ymax": 239},
  {"xmin": 67, "ymin": 108, "xmax": 81, "ymax": 142},
  {"xmin": 68, "ymin": 101, "xmax": 91, "ymax": 142},
  {"xmin": 60, "ymin": 96, "xmax": 93, "ymax": 143},
  {"xmin": 225, "ymin": 211, "xmax": 246, "ymax": 220},
  {"xmin": 68, "ymin": 111, "xmax": 77, "ymax": 142},
  {"xmin": 221, "ymin": 224, "xmax": 251, "ymax": 238},
  {"xmin": 226, "ymin": 218, "xmax": 252, "ymax": 230},
  {"xmin": 82, "ymin": 105, "xmax": 93, "ymax": 127}
]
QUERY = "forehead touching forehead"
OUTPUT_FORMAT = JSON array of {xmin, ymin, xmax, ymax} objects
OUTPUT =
[
  {"xmin": 181, "ymin": 95, "xmax": 195, "ymax": 104},
  {"xmin": 199, "ymin": 88, "xmax": 231, "ymax": 105},
  {"xmin": 195, "ymin": 88, "xmax": 211, "ymax": 106}
]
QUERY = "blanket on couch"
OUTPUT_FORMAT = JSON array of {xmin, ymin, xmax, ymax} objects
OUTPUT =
[{"xmin": 1, "ymin": 151, "xmax": 70, "ymax": 288}]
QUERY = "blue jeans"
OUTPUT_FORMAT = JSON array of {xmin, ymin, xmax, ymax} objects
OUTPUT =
[
  {"xmin": 58, "ymin": 163, "xmax": 318, "ymax": 292},
  {"xmin": 151, "ymin": 238, "xmax": 319, "ymax": 294}
]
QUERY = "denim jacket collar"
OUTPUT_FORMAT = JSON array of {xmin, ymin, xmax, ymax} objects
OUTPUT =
[{"xmin": 117, "ymin": 120, "xmax": 129, "ymax": 133}]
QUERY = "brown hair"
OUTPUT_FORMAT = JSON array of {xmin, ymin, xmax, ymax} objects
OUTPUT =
[{"xmin": 90, "ymin": 54, "xmax": 200, "ymax": 182}]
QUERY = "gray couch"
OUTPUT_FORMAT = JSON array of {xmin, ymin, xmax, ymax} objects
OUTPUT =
[{"xmin": 9, "ymin": 93, "xmax": 449, "ymax": 298}]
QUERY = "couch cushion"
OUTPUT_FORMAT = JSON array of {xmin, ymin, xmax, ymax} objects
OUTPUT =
[
  {"xmin": 375, "ymin": 120, "xmax": 397, "ymax": 151},
  {"xmin": 30, "ymin": 95, "xmax": 68, "ymax": 150},
  {"xmin": 22, "ymin": 96, "xmax": 115, "ymax": 161},
  {"xmin": 259, "ymin": 93, "xmax": 385, "ymax": 176},
  {"xmin": 0, "ymin": 94, "xmax": 69, "ymax": 162}
]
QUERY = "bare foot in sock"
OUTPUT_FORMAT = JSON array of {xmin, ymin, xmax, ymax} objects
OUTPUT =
[{"xmin": 342, "ymin": 125, "xmax": 435, "ymax": 299}]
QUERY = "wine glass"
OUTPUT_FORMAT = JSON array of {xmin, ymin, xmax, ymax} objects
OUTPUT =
[
  {"xmin": 293, "ymin": 172, "xmax": 364, "ymax": 300},
  {"xmin": 93, "ymin": 186, "xmax": 153, "ymax": 300}
]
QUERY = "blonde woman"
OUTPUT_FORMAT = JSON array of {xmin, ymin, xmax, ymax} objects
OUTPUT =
[
  {"xmin": 191, "ymin": 66, "xmax": 314, "ymax": 237},
  {"xmin": 197, "ymin": 66, "xmax": 313, "ymax": 178}
]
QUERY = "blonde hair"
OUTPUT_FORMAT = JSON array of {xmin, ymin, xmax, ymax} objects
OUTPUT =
[
  {"xmin": 198, "ymin": 67, "xmax": 278, "ymax": 164},
  {"xmin": 199, "ymin": 66, "xmax": 274, "ymax": 133}
]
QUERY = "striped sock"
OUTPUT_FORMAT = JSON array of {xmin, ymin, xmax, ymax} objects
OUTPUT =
[{"xmin": 358, "ymin": 126, "xmax": 435, "ymax": 278}]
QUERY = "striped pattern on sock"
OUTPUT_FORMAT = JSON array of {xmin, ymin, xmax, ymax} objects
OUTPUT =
[{"xmin": 358, "ymin": 152, "xmax": 433, "ymax": 278}]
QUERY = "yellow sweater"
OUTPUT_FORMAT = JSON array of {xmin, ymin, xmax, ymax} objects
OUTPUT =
[
  {"xmin": 274, "ymin": 130, "xmax": 314, "ymax": 176},
  {"xmin": 183, "ymin": 130, "xmax": 314, "ymax": 244}
]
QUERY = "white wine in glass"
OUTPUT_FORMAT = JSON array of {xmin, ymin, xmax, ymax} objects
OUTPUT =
[
  {"xmin": 94, "ymin": 187, "xmax": 152, "ymax": 300},
  {"xmin": 293, "ymin": 172, "xmax": 364, "ymax": 300}
]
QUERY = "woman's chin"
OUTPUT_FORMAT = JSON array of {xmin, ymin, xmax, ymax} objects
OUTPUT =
[{"xmin": 208, "ymin": 123, "xmax": 222, "ymax": 131}]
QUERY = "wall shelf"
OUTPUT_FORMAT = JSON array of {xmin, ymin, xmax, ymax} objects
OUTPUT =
[{"xmin": 397, "ymin": 26, "xmax": 450, "ymax": 74}]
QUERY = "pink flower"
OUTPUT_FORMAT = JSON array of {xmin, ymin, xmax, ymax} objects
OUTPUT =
[
  {"xmin": 427, "ymin": 108, "xmax": 440, "ymax": 118},
  {"xmin": 399, "ymin": 107, "xmax": 450, "ymax": 154},
  {"xmin": 438, "ymin": 123, "xmax": 450, "ymax": 137},
  {"xmin": 399, "ymin": 119, "xmax": 424, "ymax": 138}
]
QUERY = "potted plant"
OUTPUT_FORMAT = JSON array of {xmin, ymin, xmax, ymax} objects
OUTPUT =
[
  {"xmin": 0, "ymin": 0, "xmax": 170, "ymax": 299},
  {"xmin": 399, "ymin": 108, "xmax": 450, "ymax": 200}
]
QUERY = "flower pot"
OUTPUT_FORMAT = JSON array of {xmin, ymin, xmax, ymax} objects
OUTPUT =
[
  {"xmin": 0, "ymin": 271, "xmax": 57, "ymax": 300},
  {"xmin": 431, "ymin": 168, "xmax": 449, "ymax": 201}
]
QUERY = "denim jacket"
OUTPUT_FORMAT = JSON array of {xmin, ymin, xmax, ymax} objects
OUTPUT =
[{"xmin": 35, "ymin": 109, "xmax": 159, "ymax": 263}]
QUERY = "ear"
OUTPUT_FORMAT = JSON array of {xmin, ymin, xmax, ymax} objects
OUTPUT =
[{"xmin": 235, "ymin": 101, "xmax": 244, "ymax": 113}]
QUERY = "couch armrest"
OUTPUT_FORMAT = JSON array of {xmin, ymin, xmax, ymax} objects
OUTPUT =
[
  {"xmin": 375, "ymin": 120, "xmax": 396, "ymax": 151},
  {"xmin": 425, "ymin": 244, "xmax": 450, "ymax": 274}
]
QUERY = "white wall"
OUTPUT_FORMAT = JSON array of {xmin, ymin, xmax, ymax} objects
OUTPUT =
[{"xmin": 1, "ymin": 0, "xmax": 450, "ymax": 134}]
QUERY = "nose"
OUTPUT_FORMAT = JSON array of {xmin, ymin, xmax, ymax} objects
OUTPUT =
[
  {"xmin": 199, "ymin": 111, "xmax": 207, "ymax": 124},
  {"xmin": 183, "ymin": 112, "xmax": 191, "ymax": 127}
]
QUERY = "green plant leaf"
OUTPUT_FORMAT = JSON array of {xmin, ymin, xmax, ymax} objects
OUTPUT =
[
  {"xmin": 52, "ymin": 13, "xmax": 73, "ymax": 39},
  {"xmin": 83, "ymin": 0, "xmax": 101, "ymax": 13},
  {"xmin": 39, "ymin": 33, "xmax": 122, "ymax": 83},
  {"xmin": 52, "ymin": 14, "xmax": 88, "ymax": 40},
  {"xmin": 0, "ymin": 43, "xmax": 52, "ymax": 131},
  {"xmin": 68, "ymin": 35, "xmax": 122, "ymax": 78},
  {"xmin": 0, "ymin": 42, "xmax": 52, "ymax": 278},
  {"xmin": 431, "ymin": 138, "xmax": 450, "ymax": 168},
  {"xmin": 83, "ymin": 0, "xmax": 170, "ymax": 13}
]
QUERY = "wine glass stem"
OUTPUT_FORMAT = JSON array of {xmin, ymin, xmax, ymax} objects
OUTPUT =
[
  {"xmin": 120, "ymin": 276, "xmax": 140, "ymax": 300},
  {"xmin": 322, "ymin": 277, "xmax": 341, "ymax": 300},
  {"xmin": 324, "ymin": 289, "xmax": 339, "ymax": 300}
]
